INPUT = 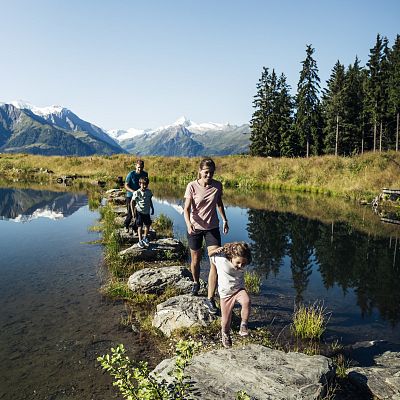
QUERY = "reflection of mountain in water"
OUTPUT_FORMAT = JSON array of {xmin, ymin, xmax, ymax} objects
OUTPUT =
[
  {"xmin": 0, "ymin": 188, "xmax": 87, "ymax": 222},
  {"xmin": 247, "ymin": 209, "xmax": 400, "ymax": 327}
]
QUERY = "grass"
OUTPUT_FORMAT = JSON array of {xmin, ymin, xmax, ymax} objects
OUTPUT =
[
  {"xmin": 291, "ymin": 302, "xmax": 330, "ymax": 340},
  {"xmin": 152, "ymin": 213, "xmax": 174, "ymax": 237},
  {"xmin": 244, "ymin": 271, "xmax": 261, "ymax": 294},
  {"xmin": 2, "ymin": 151, "xmax": 400, "ymax": 199}
]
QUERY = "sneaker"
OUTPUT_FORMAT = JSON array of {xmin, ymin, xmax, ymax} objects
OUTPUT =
[
  {"xmin": 125, "ymin": 226, "xmax": 129, "ymax": 233},
  {"xmin": 143, "ymin": 237, "xmax": 150, "ymax": 247},
  {"xmin": 221, "ymin": 331, "xmax": 232, "ymax": 348},
  {"xmin": 204, "ymin": 298, "xmax": 218, "ymax": 315},
  {"xmin": 191, "ymin": 282, "xmax": 200, "ymax": 296},
  {"xmin": 138, "ymin": 240, "xmax": 145, "ymax": 249},
  {"xmin": 239, "ymin": 322, "xmax": 249, "ymax": 337}
]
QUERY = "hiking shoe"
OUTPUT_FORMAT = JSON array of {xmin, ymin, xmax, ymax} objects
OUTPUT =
[
  {"xmin": 143, "ymin": 237, "xmax": 150, "ymax": 247},
  {"xmin": 191, "ymin": 282, "xmax": 200, "ymax": 296},
  {"xmin": 239, "ymin": 322, "xmax": 249, "ymax": 337},
  {"xmin": 221, "ymin": 331, "xmax": 232, "ymax": 348},
  {"xmin": 204, "ymin": 298, "xmax": 218, "ymax": 315},
  {"xmin": 138, "ymin": 240, "xmax": 145, "ymax": 249}
]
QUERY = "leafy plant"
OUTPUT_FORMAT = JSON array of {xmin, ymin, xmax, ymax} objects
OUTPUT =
[{"xmin": 97, "ymin": 339, "xmax": 201, "ymax": 400}]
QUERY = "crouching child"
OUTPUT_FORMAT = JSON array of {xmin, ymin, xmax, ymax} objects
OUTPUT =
[{"xmin": 209, "ymin": 242, "xmax": 252, "ymax": 348}]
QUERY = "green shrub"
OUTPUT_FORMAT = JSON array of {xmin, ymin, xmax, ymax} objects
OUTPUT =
[{"xmin": 97, "ymin": 339, "xmax": 201, "ymax": 399}]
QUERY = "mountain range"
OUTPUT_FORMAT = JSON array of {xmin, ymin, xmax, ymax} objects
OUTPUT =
[{"xmin": 0, "ymin": 101, "xmax": 250, "ymax": 156}]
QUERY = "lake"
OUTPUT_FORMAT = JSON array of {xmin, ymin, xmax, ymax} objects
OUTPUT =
[{"xmin": 0, "ymin": 183, "xmax": 399, "ymax": 398}]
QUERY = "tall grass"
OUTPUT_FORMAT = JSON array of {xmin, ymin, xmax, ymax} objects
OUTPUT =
[
  {"xmin": 2, "ymin": 151, "xmax": 400, "ymax": 199},
  {"xmin": 291, "ymin": 302, "xmax": 330, "ymax": 340}
]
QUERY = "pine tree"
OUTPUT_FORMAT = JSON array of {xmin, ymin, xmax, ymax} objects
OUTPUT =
[
  {"xmin": 250, "ymin": 67, "xmax": 270, "ymax": 156},
  {"xmin": 388, "ymin": 34, "xmax": 400, "ymax": 151},
  {"xmin": 322, "ymin": 60, "xmax": 345, "ymax": 155},
  {"xmin": 365, "ymin": 34, "xmax": 387, "ymax": 152},
  {"xmin": 295, "ymin": 45, "xmax": 322, "ymax": 157},
  {"xmin": 342, "ymin": 57, "xmax": 365, "ymax": 155},
  {"xmin": 276, "ymin": 73, "xmax": 296, "ymax": 157}
]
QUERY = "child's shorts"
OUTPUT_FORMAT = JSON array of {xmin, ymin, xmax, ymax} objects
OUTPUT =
[{"xmin": 136, "ymin": 212, "xmax": 151, "ymax": 227}]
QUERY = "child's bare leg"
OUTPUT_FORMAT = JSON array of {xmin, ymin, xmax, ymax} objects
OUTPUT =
[
  {"xmin": 137, "ymin": 226, "xmax": 143, "ymax": 242},
  {"xmin": 143, "ymin": 225, "xmax": 149, "ymax": 239},
  {"xmin": 236, "ymin": 290, "xmax": 251, "ymax": 324}
]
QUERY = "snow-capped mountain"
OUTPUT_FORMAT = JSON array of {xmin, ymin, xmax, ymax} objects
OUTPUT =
[
  {"xmin": 107, "ymin": 116, "xmax": 250, "ymax": 157},
  {"xmin": 0, "ymin": 101, "xmax": 125, "ymax": 156}
]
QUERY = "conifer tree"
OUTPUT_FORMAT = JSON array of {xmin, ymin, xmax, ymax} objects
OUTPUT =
[
  {"xmin": 294, "ymin": 45, "xmax": 322, "ymax": 157},
  {"xmin": 276, "ymin": 73, "xmax": 296, "ymax": 157},
  {"xmin": 388, "ymin": 34, "xmax": 400, "ymax": 151},
  {"xmin": 365, "ymin": 34, "xmax": 387, "ymax": 151},
  {"xmin": 322, "ymin": 60, "xmax": 345, "ymax": 155},
  {"xmin": 342, "ymin": 57, "xmax": 365, "ymax": 155}
]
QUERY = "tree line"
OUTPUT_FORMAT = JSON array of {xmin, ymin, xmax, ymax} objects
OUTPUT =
[{"xmin": 250, "ymin": 34, "xmax": 400, "ymax": 157}]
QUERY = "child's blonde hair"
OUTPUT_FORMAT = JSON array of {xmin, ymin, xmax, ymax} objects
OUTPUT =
[{"xmin": 222, "ymin": 242, "xmax": 252, "ymax": 264}]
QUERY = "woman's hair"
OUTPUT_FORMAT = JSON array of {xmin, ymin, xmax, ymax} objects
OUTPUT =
[{"xmin": 222, "ymin": 242, "xmax": 252, "ymax": 264}]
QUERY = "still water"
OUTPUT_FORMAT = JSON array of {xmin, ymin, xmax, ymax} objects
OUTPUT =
[{"xmin": 0, "ymin": 184, "xmax": 399, "ymax": 399}]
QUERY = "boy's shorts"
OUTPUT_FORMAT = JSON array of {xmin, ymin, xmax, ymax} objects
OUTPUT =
[
  {"xmin": 187, "ymin": 228, "xmax": 221, "ymax": 251},
  {"xmin": 136, "ymin": 212, "xmax": 151, "ymax": 227}
]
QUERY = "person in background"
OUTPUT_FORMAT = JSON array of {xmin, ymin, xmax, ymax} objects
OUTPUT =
[
  {"xmin": 131, "ymin": 176, "xmax": 154, "ymax": 249},
  {"xmin": 124, "ymin": 159, "xmax": 148, "ymax": 234},
  {"xmin": 183, "ymin": 158, "xmax": 229, "ymax": 314},
  {"xmin": 209, "ymin": 242, "xmax": 252, "ymax": 348}
]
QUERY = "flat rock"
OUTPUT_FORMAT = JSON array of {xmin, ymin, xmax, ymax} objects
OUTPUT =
[
  {"xmin": 152, "ymin": 295, "xmax": 218, "ymax": 336},
  {"xmin": 128, "ymin": 265, "xmax": 193, "ymax": 294},
  {"xmin": 153, "ymin": 344, "xmax": 334, "ymax": 399},
  {"xmin": 110, "ymin": 206, "xmax": 127, "ymax": 216},
  {"xmin": 116, "ymin": 228, "xmax": 156, "ymax": 244},
  {"xmin": 119, "ymin": 238, "xmax": 185, "ymax": 261},
  {"xmin": 347, "ymin": 342, "xmax": 400, "ymax": 400}
]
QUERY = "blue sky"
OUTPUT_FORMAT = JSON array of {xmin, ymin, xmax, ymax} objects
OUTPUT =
[{"xmin": 1, "ymin": 0, "xmax": 399, "ymax": 130}]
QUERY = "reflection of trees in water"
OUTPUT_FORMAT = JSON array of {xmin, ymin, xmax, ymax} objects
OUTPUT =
[
  {"xmin": 247, "ymin": 210, "xmax": 287, "ymax": 279},
  {"xmin": 247, "ymin": 208, "xmax": 400, "ymax": 325}
]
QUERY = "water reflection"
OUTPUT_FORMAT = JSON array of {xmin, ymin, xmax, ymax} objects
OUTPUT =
[
  {"xmin": 247, "ymin": 209, "xmax": 400, "ymax": 326},
  {"xmin": 0, "ymin": 188, "xmax": 87, "ymax": 222}
]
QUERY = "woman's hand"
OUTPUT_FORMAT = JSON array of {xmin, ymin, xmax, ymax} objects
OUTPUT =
[
  {"xmin": 223, "ymin": 220, "xmax": 229, "ymax": 235},
  {"xmin": 208, "ymin": 246, "xmax": 224, "ymax": 256},
  {"xmin": 187, "ymin": 223, "xmax": 195, "ymax": 235}
]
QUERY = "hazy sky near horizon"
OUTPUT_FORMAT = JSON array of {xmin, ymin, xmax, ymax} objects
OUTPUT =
[{"xmin": 1, "ymin": 0, "xmax": 399, "ymax": 130}]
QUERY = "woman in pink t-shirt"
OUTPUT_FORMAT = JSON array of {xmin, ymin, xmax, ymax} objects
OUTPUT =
[{"xmin": 183, "ymin": 158, "xmax": 229, "ymax": 314}]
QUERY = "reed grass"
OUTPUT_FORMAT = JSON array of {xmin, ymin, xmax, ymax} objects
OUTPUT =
[
  {"xmin": 244, "ymin": 271, "xmax": 261, "ymax": 294},
  {"xmin": 291, "ymin": 302, "xmax": 330, "ymax": 340}
]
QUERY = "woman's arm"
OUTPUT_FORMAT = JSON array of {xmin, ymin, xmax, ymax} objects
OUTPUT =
[
  {"xmin": 183, "ymin": 197, "xmax": 195, "ymax": 234},
  {"xmin": 217, "ymin": 197, "xmax": 229, "ymax": 234},
  {"xmin": 208, "ymin": 246, "xmax": 224, "ymax": 257}
]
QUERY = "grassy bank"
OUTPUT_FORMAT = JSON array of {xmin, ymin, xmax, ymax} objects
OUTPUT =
[{"xmin": 1, "ymin": 151, "xmax": 400, "ymax": 199}]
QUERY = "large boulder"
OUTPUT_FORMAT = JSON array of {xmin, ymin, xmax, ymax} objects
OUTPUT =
[
  {"xmin": 119, "ymin": 238, "xmax": 185, "ymax": 261},
  {"xmin": 128, "ymin": 265, "xmax": 193, "ymax": 294},
  {"xmin": 152, "ymin": 295, "xmax": 218, "ymax": 336},
  {"xmin": 153, "ymin": 344, "xmax": 334, "ymax": 399},
  {"xmin": 347, "ymin": 341, "xmax": 400, "ymax": 400}
]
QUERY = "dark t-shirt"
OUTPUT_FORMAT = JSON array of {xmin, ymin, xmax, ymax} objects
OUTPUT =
[{"xmin": 125, "ymin": 170, "xmax": 148, "ymax": 198}]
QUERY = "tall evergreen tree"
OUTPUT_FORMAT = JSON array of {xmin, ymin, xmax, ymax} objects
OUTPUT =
[
  {"xmin": 276, "ymin": 73, "xmax": 296, "ymax": 157},
  {"xmin": 295, "ymin": 45, "xmax": 322, "ymax": 157},
  {"xmin": 322, "ymin": 60, "xmax": 346, "ymax": 155},
  {"xmin": 342, "ymin": 57, "xmax": 365, "ymax": 154},
  {"xmin": 388, "ymin": 34, "xmax": 400, "ymax": 151},
  {"xmin": 365, "ymin": 34, "xmax": 387, "ymax": 151}
]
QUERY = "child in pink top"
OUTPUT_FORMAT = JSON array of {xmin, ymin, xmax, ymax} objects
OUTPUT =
[{"xmin": 209, "ymin": 242, "xmax": 252, "ymax": 348}]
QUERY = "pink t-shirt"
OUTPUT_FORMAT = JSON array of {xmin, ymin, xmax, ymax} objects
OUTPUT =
[{"xmin": 184, "ymin": 179, "xmax": 223, "ymax": 230}]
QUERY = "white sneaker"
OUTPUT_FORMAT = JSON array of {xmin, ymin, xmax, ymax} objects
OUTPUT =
[
  {"xmin": 138, "ymin": 240, "xmax": 145, "ymax": 249},
  {"xmin": 143, "ymin": 237, "xmax": 150, "ymax": 247}
]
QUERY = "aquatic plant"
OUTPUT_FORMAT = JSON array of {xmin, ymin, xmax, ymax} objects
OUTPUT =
[
  {"xmin": 97, "ymin": 339, "xmax": 201, "ymax": 400},
  {"xmin": 291, "ymin": 302, "xmax": 330, "ymax": 340}
]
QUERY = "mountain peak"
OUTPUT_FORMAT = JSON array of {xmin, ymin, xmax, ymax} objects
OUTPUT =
[
  {"xmin": 7, "ymin": 100, "xmax": 67, "ymax": 116},
  {"xmin": 173, "ymin": 116, "xmax": 191, "ymax": 126}
]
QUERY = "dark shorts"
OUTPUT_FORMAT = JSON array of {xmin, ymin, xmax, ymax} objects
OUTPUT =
[
  {"xmin": 187, "ymin": 228, "xmax": 221, "ymax": 251},
  {"xmin": 136, "ymin": 212, "xmax": 152, "ymax": 227}
]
